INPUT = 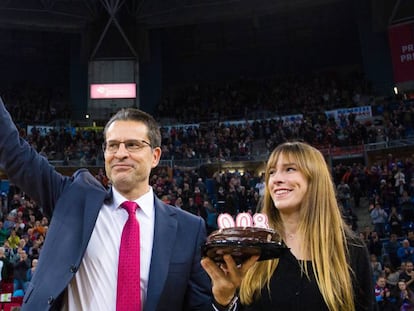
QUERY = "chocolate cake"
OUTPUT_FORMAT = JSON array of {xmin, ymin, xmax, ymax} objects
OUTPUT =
[
  {"xmin": 202, "ymin": 227, "xmax": 287, "ymax": 265},
  {"xmin": 207, "ymin": 227, "xmax": 281, "ymax": 244}
]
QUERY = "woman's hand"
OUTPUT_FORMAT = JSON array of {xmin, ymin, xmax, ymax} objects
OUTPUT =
[{"xmin": 201, "ymin": 254, "xmax": 259, "ymax": 306}]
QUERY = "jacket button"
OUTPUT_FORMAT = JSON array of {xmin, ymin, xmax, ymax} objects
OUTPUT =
[
  {"xmin": 48, "ymin": 296, "xmax": 54, "ymax": 305},
  {"xmin": 70, "ymin": 265, "xmax": 78, "ymax": 273}
]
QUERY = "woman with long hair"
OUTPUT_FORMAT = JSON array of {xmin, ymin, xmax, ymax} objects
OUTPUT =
[
  {"xmin": 393, "ymin": 279, "xmax": 414, "ymax": 311},
  {"xmin": 202, "ymin": 141, "xmax": 376, "ymax": 311}
]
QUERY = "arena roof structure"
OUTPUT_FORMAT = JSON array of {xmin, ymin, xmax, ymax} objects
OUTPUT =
[{"xmin": 0, "ymin": 0, "xmax": 412, "ymax": 33}]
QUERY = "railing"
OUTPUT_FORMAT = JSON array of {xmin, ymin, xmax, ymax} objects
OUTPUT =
[
  {"xmin": 43, "ymin": 138, "xmax": 414, "ymax": 170},
  {"xmin": 1, "ymin": 138, "xmax": 413, "ymax": 180},
  {"xmin": 364, "ymin": 138, "xmax": 414, "ymax": 151}
]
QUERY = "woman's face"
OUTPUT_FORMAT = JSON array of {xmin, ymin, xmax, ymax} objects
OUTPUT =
[
  {"xmin": 267, "ymin": 153, "xmax": 308, "ymax": 214},
  {"xmin": 399, "ymin": 281, "xmax": 407, "ymax": 290}
]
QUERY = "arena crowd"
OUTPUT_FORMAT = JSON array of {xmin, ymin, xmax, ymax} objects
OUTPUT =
[{"xmin": 1, "ymin": 72, "xmax": 414, "ymax": 310}]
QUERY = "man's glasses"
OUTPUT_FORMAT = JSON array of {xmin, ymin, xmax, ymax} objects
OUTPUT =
[{"xmin": 102, "ymin": 139, "xmax": 152, "ymax": 154}]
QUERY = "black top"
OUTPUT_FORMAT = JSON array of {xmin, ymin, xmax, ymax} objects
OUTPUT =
[{"xmin": 241, "ymin": 238, "xmax": 377, "ymax": 311}]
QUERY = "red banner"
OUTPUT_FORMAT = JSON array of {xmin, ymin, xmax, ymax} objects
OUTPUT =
[{"xmin": 388, "ymin": 22, "xmax": 414, "ymax": 83}]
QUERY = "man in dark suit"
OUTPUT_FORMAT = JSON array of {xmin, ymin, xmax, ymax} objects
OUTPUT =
[{"xmin": 0, "ymin": 97, "xmax": 217, "ymax": 310}]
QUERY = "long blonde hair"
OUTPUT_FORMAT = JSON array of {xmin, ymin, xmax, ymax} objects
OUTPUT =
[{"xmin": 240, "ymin": 141, "xmax": 355, "ymax": 311}]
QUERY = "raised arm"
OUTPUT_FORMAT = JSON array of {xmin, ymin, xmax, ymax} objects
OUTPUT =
[{"xmin": 0, "ymin": 97, "xmax": 66, "ymax": 215}]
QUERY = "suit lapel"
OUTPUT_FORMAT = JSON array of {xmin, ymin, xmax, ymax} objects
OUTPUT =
[
  {"xmin": 144, "ymin": 197, "xmax": 178, "ymax": 311},
  {"xmin": 80, "ymin": 187, "xmax": 111, "ymax": 253}
]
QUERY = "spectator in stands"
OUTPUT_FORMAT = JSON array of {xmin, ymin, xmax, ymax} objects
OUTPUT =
[
  {"xmin": 3, "ymin": 214, "xmax": 16, "ymax": 234},
  {"xmin": 195, "ymin": 177, "xmax": 207, "ymax": 195},
  {"xmin": 408, "ymin": 178, "xmax": 414, "ymax": 197},
  {"xmin": 25, "ymin": 258, "xmax": 38, "ymax": 291},
  {"xmin": 395, "ymin": 168, "xmax": 407, "ymax": 196},
  {"xmin": 399, "ymin": 262, "xmax": 408, "ymax": 275},
  {"xmin": 32, "ymin": 217, "xmax": 46, "ymax": 232},
  {"xmin": 0, "ymin": 100, "xmax": 217, "ymax": 310},
  {"xmin": 0, "ymin": 256, "xmax": 3, "ymax": 284},
  {"xmin": 0, "ymin": 246, "xmax": 13, "ymax": 283},
  {"xmin": 337, "ymin": 179, "xmax": 352, "ymax": 211},
  {"xmin": 384, "ymin": 263, "xmax": 400, "ymax": 290},
  {"xmin": 183, "ymin": 196, "xmax": 199, "ymax": 217},
  {"xmin": 174, "ymin": 196, "xmax": 183, "ymax": 209},
  {"xmin": 254, "ymin": 173, "xmax": 265, "ymax": 197},
  {"xmin": 9, "ymin": 194, "xmax": 22, "ymax": 212},
  {"xmin": 7, "ymin": 230, "xmax": 20, "ymax": 250},
  {"xmin": 400, "ymin": 261, "xmax": 414, "ymax": 292},
  {"xmin": 13, "ymin": 249, "xmax": 30, "ymax": 294},
  {"xmin": 203, "ymin": 199, "xmax": 218, "ymax": 235},
  {"xmin": 193, "ymin": 186, "xmax": 205, "ymax": 211},
  {"xmin": 95, "ymin": 167, "xmax": 109, "ymax": 189},
  {"xmin": 26, "ymin": 215, "xmax": 36, "ymax": 231},
  {"xmin": 180, "ymin": 182, "xmax": 192, "ymax": 206},
  {"xmin": 361, "ymin": 225, "xmax": 373, "ymax": 242},
  {"xmin": 202, "ymin": 141, "xmax": 375, "ymax": 310},
  {"xmin": 223, "ymin": 187, "xmax": 239, "ymax": 216},
  {"xmin": 388, "ymin": 206, "xmax": 403, "ymax": 237},
  {"xmin": 350, "ymin": 176, "xmax": 363, "ymax": 209},
  {"xmin": 14, "ymin": 216, "xmax": 26, "ymax": 237},
  {"xmin": 370, "ymin": 203, "xmax": 389, "ymax": 238},
  {"xmin": 400, "ymin": 191, "xmax": 414, "ymax": 224},
  {"xmin": 380, "ymin": 179, "xmax": 398, "ymax": 211},
  {"xmin": 394, "ymin": 278, "xmax": 414, "ymax": 311},
  {"xmin": 408, "ymin": 231, "xmax": 414, "ymax": 247},
  {"xmin": 384, "ymin": 233, "xmax": 402, "ymax": 269},
  {"xmin": 374, "ymin": 276, "xmax": 394, "ymax": 310},
  {"xmin": 20, "ymin": 235, "xmax": 30, "ymax": 255},
  {"xmin": 0, "ymin": 221, "xmax": 9, "ymax": 246},
  {"xmin": 215, "ymin": 185, "xmax": 226, "ymax": 214},
  {"xmin": 398, "ymin": 240, "xmax": 414, "ymax": 263},
  {"xmin": 371, "ymin": 253, "xmax": 383, "ymax": 284},
  {"xmin": 342, "ymin": 207, "xmax": 358, "ymax": 232},
  {"xmin": 246, "ymin": 187, "xmax": 260, "ymax": 213},
  {"xmin": 369, "ymin": 231, "xmax": 384, "ymax": 260},
  {"xmin": 27, "ymin": 240, "xmax": 41, "ymax": 261}
]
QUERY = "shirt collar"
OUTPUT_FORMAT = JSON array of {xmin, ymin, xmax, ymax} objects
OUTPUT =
[{"xmin": 112, "ymin": 186, "xmax": 154, "ymax": 218}]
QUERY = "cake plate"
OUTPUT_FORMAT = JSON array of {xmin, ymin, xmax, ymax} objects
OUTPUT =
[{"xmin": 202, "ymin": 241, "xmax": 289, "ymax": 265}]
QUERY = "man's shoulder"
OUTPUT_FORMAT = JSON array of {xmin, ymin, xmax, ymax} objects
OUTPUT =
[
  {"xmin": 72, "ymin": 168, "xmax": 94, "ymax": 178},
  {"xmin": 400, "ymin": 271, "xmax": 413, "ymax": 278},
  {"xmin": 71, "ymin": 169, "xmax": 105, "ymax": 188},
  {"xmin": 157, "ymin": 198, "xmax": 203, "ymax": 223}
]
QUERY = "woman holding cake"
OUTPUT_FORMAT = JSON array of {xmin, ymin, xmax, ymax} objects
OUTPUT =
[{"xmin": 202, "ymin": 141, "xmax": 376, "ymax": 311}]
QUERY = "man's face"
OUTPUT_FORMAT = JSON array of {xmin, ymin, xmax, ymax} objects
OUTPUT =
[
  {"xmin": 376, "ymin": 278, "xmax": 386, "ymax": 288},
  {"xmin": 104, "ymin": 120, "xmax": 161, "ymax": 198},
  {"xmin": 406, "ymin": 262, "xmax": 414, "ymax": 272}
]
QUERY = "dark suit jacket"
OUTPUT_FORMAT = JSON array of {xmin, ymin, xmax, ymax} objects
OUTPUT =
[{"xmin": 0, "ymin": 98, "xmax": 213, "ymax": 311}]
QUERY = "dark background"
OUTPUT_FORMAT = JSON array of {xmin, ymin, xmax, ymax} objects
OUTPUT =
[{"xmin": 0, "ymin": 0, "xmax": 413, "ymax": 117}]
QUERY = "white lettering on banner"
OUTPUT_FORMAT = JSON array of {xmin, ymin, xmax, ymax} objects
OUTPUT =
[
  {"xmin": 400, "ymin": 44, "xmax": 414, "ymax": 62},
  {"xmin": 401, "ymin": 53, "xmax": 414, "ymax": 63},
  {"xmin": 27, "ymin": 125, "xmax": 55, "ymax": 136},
  {"xmin": 161, "ymin": 124, "xmax": 199, "ymax": 133},
  {"xmin": 402, "ymin": 44, "xmax": 414, "ymax": 53},
  {"xmin": 325, "ymin": 105, "xmax": 372, "ymax": 123}
]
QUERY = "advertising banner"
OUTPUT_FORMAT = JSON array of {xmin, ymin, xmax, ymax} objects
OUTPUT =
[{"xmin": 388, "ymin": 22, "xmax": 414, "ymax": 83}]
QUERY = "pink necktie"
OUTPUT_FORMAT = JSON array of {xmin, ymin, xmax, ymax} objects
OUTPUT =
[{"xmin": 117, "ymin": 201, "xmax": 141, "ymax": 311}]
